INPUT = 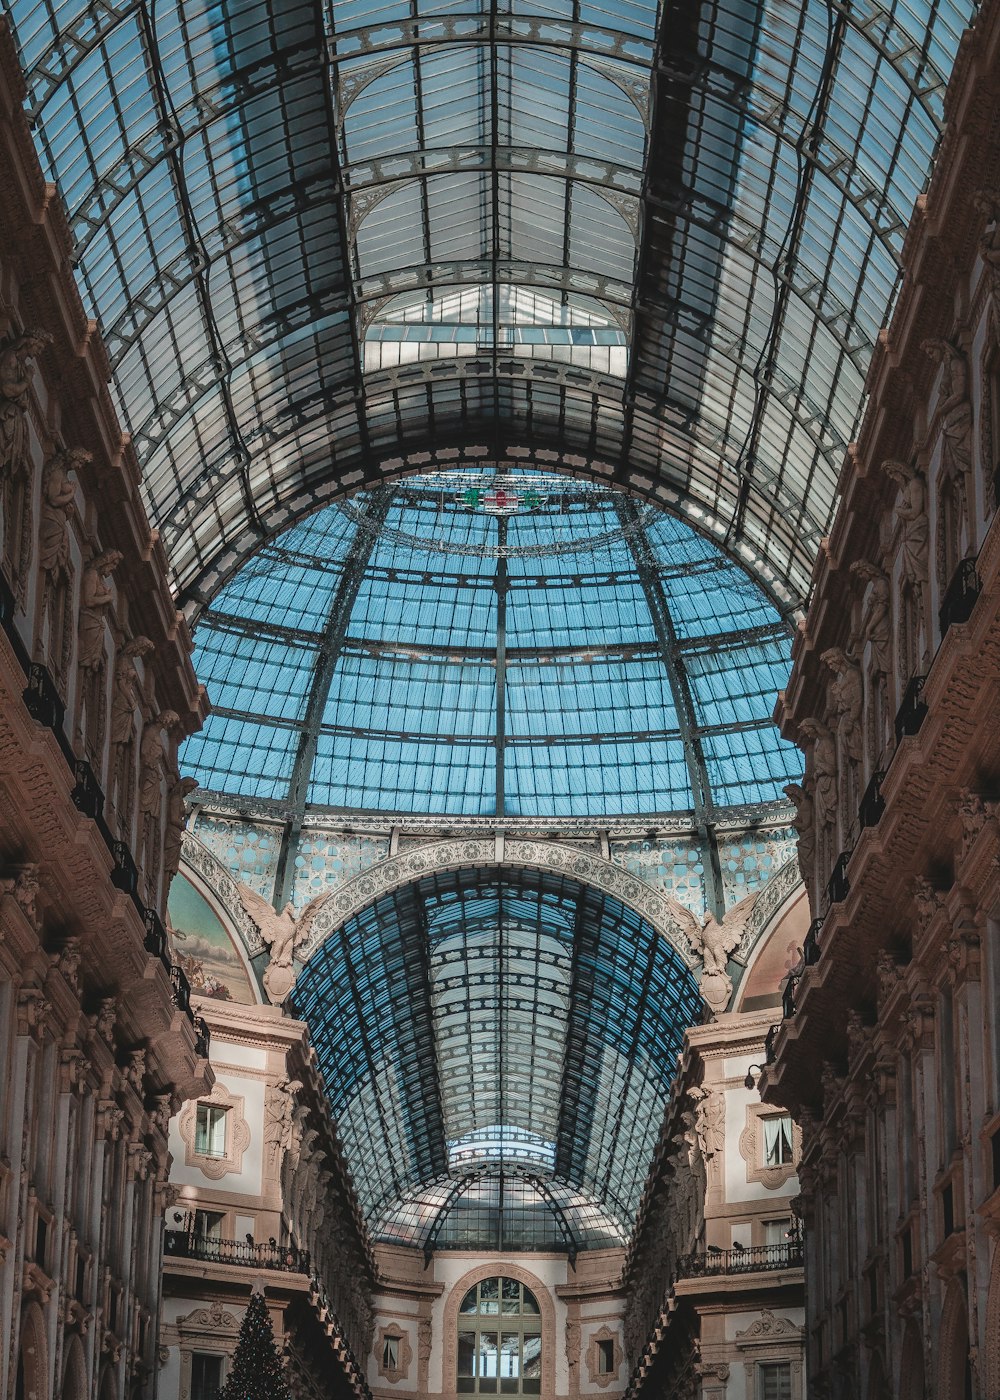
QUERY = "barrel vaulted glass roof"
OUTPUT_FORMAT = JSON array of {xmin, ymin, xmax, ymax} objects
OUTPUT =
[
  {"xmin": 5, "ymin": 0, "xmax": 978, "ymax": 610},
  {"xmin": 181, "ymin": 472, "xmax": 801, "ymax": 819},
  {"xmin": 291, "ymin": 865, "xmax": 704, "ymax": 1250}
]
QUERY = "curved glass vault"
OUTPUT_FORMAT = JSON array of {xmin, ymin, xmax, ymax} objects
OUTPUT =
[
  {"xmin": 4, "ymin": 0, "xmax": 979, "ymax": 607},
  {"xmin": 181, "ymin": 471, "xmax": 800, "ymax": 818},
  {"xmin": 290, "ymin": 866, "xmax": 704, "ymax": 1252}
]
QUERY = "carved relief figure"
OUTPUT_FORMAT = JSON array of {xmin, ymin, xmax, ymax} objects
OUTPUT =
[
  {"xmin": 139, "ymin": 711, "xmax": 179, "ymax": 898},
  {"xmin": 850, "ymin": 560, "xmax": 891, "ymax": 676},
  {"xmin": 882, "ymin": 459, "xmax": 929, "ymax": 661},
  {"xmin": 821, "ymin": 647, "xmax": 863, "ymax": 766},
  {"xmin": 974, "ymin": 189, "xmax": 1000, "ymax": 326},
  {"xmin": 798, "ymin": 719, "xmax": 837, "ymax": 830},
  {"xmin": 163, "ymin": 775, "xmax": 199, "ymax": 894},
  {"xmin": 783, "ymin": 782, "xmax": 815, "ymax": 889},
  {"xmin": 923, "ymin": 339, "xmax": 973, "ymax": 483},
  {"xmin": 77, "ymin": 547, "xmax": 123, "ymax": 760},
  {"xmin": 234, "ymin": 884, "xmax": 328, "ymax": 1002},
  {"xmin": 0, "ymin": 329, "xmax": 51, "ymax": 603},
  {"xmin": 263, "ymin": 1078, "xmax": 303, "ymax": 1174},
  {"xmin": 110, "ymin": 636, "xmax": 155, "ymax": 829},
  {"xmin": 665, "ymin": 890, "xmax": 758, "ymax": 1014},
  {"xmin": 37, "ymin": 448, "xmax": 86, "ymax": 690},
  {"xmin": 0, "ymin": 863, "xmax": 41, "ymax": 927}
]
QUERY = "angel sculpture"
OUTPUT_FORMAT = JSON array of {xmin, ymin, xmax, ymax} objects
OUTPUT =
[
  {"xmin": 234, "ymin": 883, "xmax": 328, "ymax": 1002},
  {"xmin": 664, "ymin": 889, "xmax": 759, "ymax": 1013}
]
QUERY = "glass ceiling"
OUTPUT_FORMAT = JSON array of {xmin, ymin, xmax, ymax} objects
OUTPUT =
[
  {"xmin": 291, "ymin": 865, "xmax": 703, "ymax": 1252},
  {"xmin": 181, "ymin": 472, "xmax": 801, "ymax": 819},
  {"xmin": 4, "ymin": 0, "xmax": 978, "ymax": 611}
]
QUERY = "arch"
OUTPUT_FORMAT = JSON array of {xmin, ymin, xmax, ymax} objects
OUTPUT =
[
  {"xmin": 898, "ymin": 1319, "xmax": 925, "ymax": 1400},
  {"xmin": 294, "ymin": 836, "xmax": 700, "ymax": 969},
  {"xmin": 937, "ymin": 1279, "xmax": 972, "ymax": 1400},
  {"xmin": 442, "ymin": 1263, "xmax": 557, "ymax": 1400},
  {"xmin": 61, "ymin": 1337, "xmax": 87, "ymax": 1400},
  {"xmin": 865, "ymin": 1350, "xmax": 890, "ymax": 1400},
  {"xmin": 17, "ymin": 1303, "xmax": 49, "ymax": 1400}
]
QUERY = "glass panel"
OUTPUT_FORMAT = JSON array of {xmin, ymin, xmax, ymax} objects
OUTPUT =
[
  {"xmin": 523, "ymin": 1335, "xmax": 542, "ymax": 1379},
  {"xmin": 501, "ymin": 1279, "xmax": 520, "ymax": 1315},
  {"xmin": 521, "ymin": 1288, "xmax": 540, "ymax": 1316},
  {"xmin": 479, "ymin": 1332, "xmax": 499, "ymax": 1391},
  {"xmin": 500, "ymin": 1334, "xmax": 519, "ymax": 1377},
  {"xmin": 480, "ymin": 1278, "xmax": 499, "ymax": 1314},
  {"xmin": 460, "ymin": 1287, "xmax": 479, "ymax": 1315},
  {"xmin": 457, "ymin": 1332, "xmax": 476, "ymax": 1378}
]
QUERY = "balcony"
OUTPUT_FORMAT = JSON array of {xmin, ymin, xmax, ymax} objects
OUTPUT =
[
  {"xmin": 676, "ymin": 1241, "xmax": 804, "ymax": 1279},
  {"xmin": 164, "ymin": 1231, "xmax": 310, "ymax": 1273},
  {"xmin": 939, "ymin": 556, "xmax": 981, "ymax": 635},
  {"xmin": 894, "ymin": 675, "xmax": 927, "ymax": 743},
  {"xmin": 802, "ymin": 918, "xmax": 823, "ymax": 967},
  {"xmin": 858, "ymin": 770, "xmax": 886, "ymax": 830}
]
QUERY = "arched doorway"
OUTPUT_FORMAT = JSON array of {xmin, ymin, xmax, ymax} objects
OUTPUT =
[
  {"xmin": 15, "ymin": 1304, "xmax": 49, "ymax": 1400},
  {"xmin": 938, "ymin": 1280, "xmax": 972, "ymax": 1400}
]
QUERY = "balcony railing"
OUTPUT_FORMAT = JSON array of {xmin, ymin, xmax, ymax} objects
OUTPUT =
[
  {"xmin": 826, "ymin": 850, "xmax": 851, "ymax": 906},
  {"xmin": 858, "ymin": 769, "xmax": 886, "ymax": 829},
  {"xmin": 939, "ymin": 556, "xmax": 981, "ymax": 635},
  {"xmin": 894, "ymin": 674, "xmax": 927, "ymax": 743},
  {"xmin": 802, "ymin": 918, "xmax": 823, "ymax": 967},
  {"xmin": 164, "ymin": 1231, "xmax": 310, "ymax": 1273},
  {"xmin": 676, "ymin": 1241, "xmax": 804, "ymax": 1278}
]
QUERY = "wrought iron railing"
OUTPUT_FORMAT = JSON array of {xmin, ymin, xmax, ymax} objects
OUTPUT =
[
  {"xmin": 826, "ymin": 850, "xmax": 851, "ymax": 906},
  {"xmin": 939, "ymin": 556, "xmax": 981, "ymax": 635},
  {"xmin": 894, "ymin": 674, "xmax": 927, "ymax": 743},
  {"xmin": 164, "ymin": 1232, "xmax": 310, "ymax": 1273},
  {"xmin": 676, "ymin": 1241, "xmax": 803, "ymax": 1278},
  {"xmin": 802, "ymin": 918, "xmax": 823, "ymax": 967},
  {"xmin": 858, "ymin": 769, "xmax": 886, "ymax": 829}
]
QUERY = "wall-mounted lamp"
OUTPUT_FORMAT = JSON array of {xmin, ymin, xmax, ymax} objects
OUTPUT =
[{"xmin": 744, "ymin": 1064, "xmax": 765, "ymax": 1090}]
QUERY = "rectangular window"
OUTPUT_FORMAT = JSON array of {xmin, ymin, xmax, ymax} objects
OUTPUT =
[
  {"xmin": 458, "ymin": 1332, "xmax": 476, "ymax": 1392},
  {"xmin": 764, "ymin": 1219, "xmax": 790, "ymax": 1247},
  {"xmin": 191, "ymin": 1354, "xmax": 223, "ymax": 1400},
  {"xmin": 194, "ymin": 1210, "xmax": 225, "ymax": 1241},
  {"xmin": 762, "ymin": 1115, "xmax": 794, "ymax": 1168},
  {"xmin": 597, "ymin": 1339, "xmax": 615, "ymax": 1375},
  {"xmin": 195, "ymin": 1104, "xmax": 228, "ymax": 1158},
  {"xmin": 522, "ymin": 1335, "xmax": 541, "ymax": 1395},
  {"xmin": 757, "ymin": 1361, "xmax": 792, "ymax": 1400},
  {"xmin": 382, "ymin": 1337, "xmax": 399, "ymax": 1370}
]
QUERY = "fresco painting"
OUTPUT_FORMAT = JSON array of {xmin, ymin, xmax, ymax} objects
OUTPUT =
[{"xmin": 167, "ymin": 872, "xmax": 256, "ymax": 1004}]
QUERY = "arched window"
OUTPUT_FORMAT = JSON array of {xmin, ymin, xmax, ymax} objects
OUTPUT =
[{"xmin": 457, "ymin": 1277, "xmax": 541, "ymax": 1395}]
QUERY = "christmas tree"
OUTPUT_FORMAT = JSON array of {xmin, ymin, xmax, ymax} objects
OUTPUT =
[{"xmin": 219, "ymin": 1284, "xmax": 291, "ymax": 1400}]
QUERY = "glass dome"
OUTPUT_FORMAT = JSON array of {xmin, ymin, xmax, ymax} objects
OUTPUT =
[{"xmin": 181, "ymin": 471, "xmax": 799, "ymax": 819}]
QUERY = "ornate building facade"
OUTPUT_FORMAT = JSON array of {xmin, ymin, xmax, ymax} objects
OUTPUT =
[
  {"xmin": 765, "ymin": 0, "xmax": 1000, "ymax": 1393},
  {"xmin": 0, "ymin": 30, "xmax": 210, "ymax": 1400}
]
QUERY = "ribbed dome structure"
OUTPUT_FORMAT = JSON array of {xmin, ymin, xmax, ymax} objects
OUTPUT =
[{"xmin": 181, "ymin": 471, "xmax": 799, "ymax": 820}]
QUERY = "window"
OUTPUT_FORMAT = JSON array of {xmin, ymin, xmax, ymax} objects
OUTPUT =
[
  {"xmin": 382, "ymin": 1337, "xmax": 399, "ymax": 1371},
  {"xmin": 764, "ymin": 1219, "xmax": 790, "ymax": 1247},
  {"xmin": 596, "ymin": 1339, "xmax": 614, "ymax": 1375},
  {"xmin": 756, "ymin": 1361, "xmax": 792, "ymax": 1400},
  {"xmin": 457, "ymin": 1277, "xmax": 541, "ymax": 1395},
  {"xmin": 194, "ymin": 1211, "xmax": 224, "ymax": 1241},
  {"xmin": 762, "ymin": 1115, "xmax": 794, "ymax": 1168},
  {"xmin": 195, "ymin": 1104, "xmax": 228, "ymax": 1158},
  {"xmin": 191, "ymin": 1354, "xmax": 223, "ymax": 1400}
]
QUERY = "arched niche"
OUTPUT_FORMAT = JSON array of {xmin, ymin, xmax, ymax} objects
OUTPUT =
[
  {"xmin": 899, "ymin": 1319, "xmax": 925, "ymax": 1400},
  {"xmin": 732, "ymin": 880, "xmax": 809, "ymax": 1013},
  {"xmin": 16, "ymin": 1303, "xmax": 48, "ymax": 1400},
  {"xmin": 937, "ymin": 1279, "xmax": 972, "ymax": 1400},
  {"xmin": 60, "ymin": 1337, "xmax": 87, "ymax": 1400},
  {"xmin": 168, "ymin": 852, "xmax": 263, "ymax": 1005}
]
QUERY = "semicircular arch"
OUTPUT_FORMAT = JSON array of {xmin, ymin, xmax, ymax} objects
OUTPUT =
[{"xmin": 441, "ymin": 1263, "xmax": 557, "ymax": 1400}]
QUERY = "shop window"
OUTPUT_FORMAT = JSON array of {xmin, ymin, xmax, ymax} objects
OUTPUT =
[{"xmin": 457, "ymin": 1277, "xmax": 541, "ymax": 1395}]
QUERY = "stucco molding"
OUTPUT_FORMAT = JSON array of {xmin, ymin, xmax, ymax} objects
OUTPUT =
[
  {"xmin": 176, "ymin": 1082, "xmax": 251, "ymax": 1181},
  {"xmin": 738, "ymin": 1103, "xmax": 801, "ymax": 1192},
  {"xmin": 375, "ymin": 1323, "xmax": 413, "ymax": 1384},
  {"xmin": 585, "ymin": 1324, "xmax": 623, "ymax": 1388}
]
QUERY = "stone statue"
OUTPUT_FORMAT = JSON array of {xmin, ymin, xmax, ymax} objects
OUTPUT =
[
  {"xmin": 821, "ymin": 647, "xmax": 863, "ymax": 766},
  {"xmin": 139, "ymin": 711, "xmax": 179, "ymax": 817},
  {"xmin": 163, "ymin": 775, "xmax": 199, "ymax": 888},
  {"xmin": 850, "ymin": 559, "xmax": 891, "ymax": 675},
  {"xmin": 38, "ymin": 447, "xmax": 86, "ymax": 576},
  {"xmin": 666, "ymin": 890, "xmax": 758, "ymax": 1014},
  {"xmin": 78, "ymin": 549, "xmax": 123, "ymax": 671},
  {"xmin": 0, "ymin": 863, "xmax": 41, "ymax": 927},
  {"xmin": 974, "ymin": 189, "xmax": 1000, "ymax": 329},
  {"xmin": 690, "ymin": 1085, "xmax": 725, "ymax": 1161},
  {"xmin": 798, "ymin": 718, "xmax": 837, "ymax": 830},
  {"xmin": 263, "ymin": 1078, "xmax": 303, "ymax": 1173},
  {"xmin": 922, "ymin": 339, "xmax": 973, "ymax": 484},
  {"xmin": 234, "ymin": 884, "xmax": 328, "ymax": 1002},
  {"xmin": 0, "ymin": 329, "xmax": 51, "ymax": 603},
  {"xmin": 882, "ymin": 459, "xmax": 929, "ymax": 625},
  {"xmin": 111, "ymin": 637, "xmax": 154, "ymax": 747},
  {"xmin": 783, "ymin": 782, "xmax": 815, "ymax": 886}
]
